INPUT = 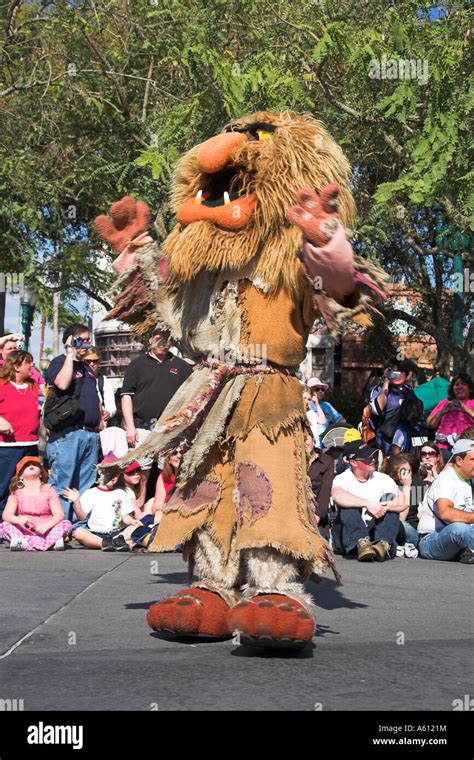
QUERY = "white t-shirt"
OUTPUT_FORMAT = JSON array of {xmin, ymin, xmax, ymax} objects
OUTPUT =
[
  {"xmin": 306, "ymin": 410, "xmax": 321, "ymax": 448},
  {"xmin": 332, "ymin": 469, "xmax": 398, "ymax": 524},
  {"xmin": 80, "ymin": 486, "xmax": 134, "ymax": 533},
  {"xmin": 420, "ymin": 466, "xmax": 473, "ymax": 534}
]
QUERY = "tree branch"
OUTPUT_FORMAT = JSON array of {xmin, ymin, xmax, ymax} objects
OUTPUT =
[
  {"xmin": 81, "ymin": 28, "xmax": 129, "ymax": 115},
  {"xmin": 316, "ymin": 69, "xmax": 405, "ymax": 156},
  {"xmin": 380, "ymin": 305, "xmax": 454, "ymax": 352},
  {"xmin": 405, "ymin": 235, "xmax": 445, "ymax": 258},
  {"xmin": 141, "ymin": 57, "xmax": 154, "ymax": 124},
  {"xmin": 4, "ymin": 0, "xmax": 22, "ymax": 40}
]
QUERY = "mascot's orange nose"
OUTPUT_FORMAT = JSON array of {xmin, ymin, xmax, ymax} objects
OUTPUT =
[{"xmin": 196, "ymin": 132, "xmax": 247, "ymax": 174}]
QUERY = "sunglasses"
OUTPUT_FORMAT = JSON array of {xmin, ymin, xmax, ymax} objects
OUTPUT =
[
  {"xmin": 421, "ymin": 450, "xmax": 437, "ymax": 457},
  {"xmin": 86, "ymin": 358, "xmax": 99, "ymax": 364}
]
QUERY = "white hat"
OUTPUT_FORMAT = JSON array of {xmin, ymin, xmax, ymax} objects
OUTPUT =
[
  {"xmin": 307, "ymin": 377, "xmax": 329, "ymax": 391},
  {"xmin": 449, "ymin": 439, "xmax": 474, "ymax": 462}
]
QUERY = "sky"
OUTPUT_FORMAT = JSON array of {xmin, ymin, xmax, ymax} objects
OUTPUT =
[{"xmin": 4, "ymin": 292, "xmax": 53, "ymax": 364}]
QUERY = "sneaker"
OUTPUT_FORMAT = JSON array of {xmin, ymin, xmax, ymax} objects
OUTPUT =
[
  {"xmin": 10, "ymin": 536, "xmax": 28, "ymax": 551},
  {"xmin": 372, "ymin": 540, "xmax": 391, "ymax": 562},
  {"xmin": 458, "ymin": 549, "xmax": 474, "ymax": 565},
  {"xmin": 53, "ymin": 538, "xmax": 65, "ymax": 551},
  {"xmin": 357, "ymin": 537, "xmax": 376, "ymax": 562},
  {"xmin": 101, "ymin": 536, "xmax": 116, "ymax": 552},
  {"xmin": 404, "ymin": 543, "xmax": 418, "ymax": 559},
  {"xmin": 396, "ymin": 545, "xmax": 405, "ymax": 558},
  {"xmin": 112, "ymin": 535, "xmax": 131, "ymax": 552}
]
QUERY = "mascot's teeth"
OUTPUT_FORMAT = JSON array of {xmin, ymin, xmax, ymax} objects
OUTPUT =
[
  {"xmin": 195, "ymin": 190, "xmax": 203, "ymax": 204},
  {"xmin": 224, "ymin": 191, "xmax": 231, "ymax": 205}
]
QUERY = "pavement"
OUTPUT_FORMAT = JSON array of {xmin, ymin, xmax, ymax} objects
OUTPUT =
[{"xmin": 0, "ymin": 540, "xmax": 472, "ymax": 712}]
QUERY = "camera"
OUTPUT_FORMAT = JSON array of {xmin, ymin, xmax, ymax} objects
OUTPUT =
[
  {"xmin": 385, "ymin": 370, "xmax": 402, "ymax": 380},
  {"xmin": 71, "ymin": 337, "xmax": 92, "ymax": 349}
]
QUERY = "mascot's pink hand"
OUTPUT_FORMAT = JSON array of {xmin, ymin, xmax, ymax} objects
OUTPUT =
[
  {"xmin": 301, "ymin": 227, "xmax": 358, "ymax": 305},
  {"xmin": 111, "ymin": 232, "xmax": 153, "ymax": 275},
  {"xmin": 288, "ymin": 184, "xmax": 340, "ymax": 247},
  {"xmin": 289, "ymin": 185, "xmax": 386, "ymax": 305},
  {"xmin": 112, "ymin": 249, "xmax": 139, "ymax": 274},
  {"xmin": 288, "ymin": 185, "xmax": 358, "ymax": 304}
]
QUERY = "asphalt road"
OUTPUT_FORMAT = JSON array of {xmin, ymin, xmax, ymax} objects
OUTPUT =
[{"xmin": 0, "ymin": 541, "xmax": 472, "ymax": 712}]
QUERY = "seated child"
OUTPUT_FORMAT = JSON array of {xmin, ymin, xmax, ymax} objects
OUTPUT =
[
  {"xmin": 62, "ymin": 455, "xmax": 142, "ymax": 551},
  {"xmin": 0, "ymin": 455, "xmax": 72, "ymax": 551},
  {"xmin": 131, "ymin": 450, "xmax": 181, "ymax": 550}
]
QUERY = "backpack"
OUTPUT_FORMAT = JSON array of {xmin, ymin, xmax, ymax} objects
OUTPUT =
[
  {"xmin": 361, "ymin": 404, "xmax": 376, "ymax": 444},
  {"xmin": 43, "ymin": 377, "xmax": 85, "ymax": 432}
]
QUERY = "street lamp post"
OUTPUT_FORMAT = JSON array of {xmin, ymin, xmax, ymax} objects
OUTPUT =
[{"xmin": 20, "ymin": 285, "xmax": 39, "ymax": 352}]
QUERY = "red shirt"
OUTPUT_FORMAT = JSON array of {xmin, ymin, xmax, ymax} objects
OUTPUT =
[
  {"xmin": 0, "ymin": 381, "xmax": 40, "ymax": 444},
  {"xmin": 163, "ymin": 473, "xmax": 176, "ymax": 502}
]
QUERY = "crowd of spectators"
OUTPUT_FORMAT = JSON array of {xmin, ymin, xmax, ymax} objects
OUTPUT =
[
  {"xmin": 0, "ymin": 331, "xmax": 472, "ymax": 567},
  {"xmin": 304, "ymin": 356, "xmax": 473, "ymax": 565},
  {"xmin": 0, "ymin": 324, "xmax": 191, "ymax": 552}
]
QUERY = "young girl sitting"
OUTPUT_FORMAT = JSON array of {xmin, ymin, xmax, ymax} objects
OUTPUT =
[
  {"xmin": 130, "ymin": 449, "xmax": 181, "ymax": 550},
  {"xmin": 151, "ymin": 449, "xmax": 181, "ymax": 525},
  {"xmin": 62, "ymin": 456, "xmax": 142, "ymax": 551},
  {"xmin": 122, "ymin": 461, "xmax": 148, "ymax": 518},
  {"xmin": 0, "ymin": 456, "xmax": 72, "ymax": 551}
]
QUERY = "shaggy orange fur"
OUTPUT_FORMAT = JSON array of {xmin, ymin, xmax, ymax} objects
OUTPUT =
[{"xmin": 165, "ymin": 110, "xmax": 356, "ymax": 298}]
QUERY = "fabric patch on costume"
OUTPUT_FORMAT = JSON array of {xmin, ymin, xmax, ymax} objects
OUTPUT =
[
  {"xmin": 234, "ymin": 461, "xmax": 272, "ymax": 525},
  {"xmin": 168, "ymin": 479, "xmax": 221, "ymax": 514}
]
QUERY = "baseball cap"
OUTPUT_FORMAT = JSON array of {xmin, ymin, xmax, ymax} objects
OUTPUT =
[
  {"xmin": 124, "ymin": 461, "xmax": 142, "ymax": 473},
  {"xmin": 343, "ymin": 428, "xmax": 362, "ymax": 444},
  {"xmin": 448, "ymin": 439, "xmax": 474, "ymax": 462},
  {"xmin": 15, "ymin": 455, "xmax": 47, "ymax": 478},
  {"xmin": 307, "ymin": 377, "xmax": 329, "ymax": 391},
  {"xmin": 346, "ymin": 442, "xmax": 378, "ymax": 461},
  {"xmin": 99, "ymin": 454, "xmax": 118, "ymax": 467}
]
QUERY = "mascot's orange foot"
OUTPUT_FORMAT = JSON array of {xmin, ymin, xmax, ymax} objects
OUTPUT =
[
  {"xmin": 228, "ymin": 594, "xmax": 314, "ymax": 650},
  {"xmin": 147, "ymin": 588, "xmax": 231, "ymax": 638}
]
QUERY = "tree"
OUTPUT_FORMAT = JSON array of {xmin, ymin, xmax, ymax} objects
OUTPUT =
[{"xmin": 0, "ymin": 0, "xmax": 471, "ymax": 372}]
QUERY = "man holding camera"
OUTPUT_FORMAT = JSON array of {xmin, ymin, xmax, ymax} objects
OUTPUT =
[
  {"xmin": 45, "ymin": 323, "xmax": 102, "ymax": 521},
  {"xmin": 369, "ymin": 357, "xmax": 416, "ymax": 456}
]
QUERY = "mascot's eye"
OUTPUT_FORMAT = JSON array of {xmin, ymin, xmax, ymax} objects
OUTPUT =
[{"xmin": 256, "ymin": 129, "xmax": 273, "ymax": 142}]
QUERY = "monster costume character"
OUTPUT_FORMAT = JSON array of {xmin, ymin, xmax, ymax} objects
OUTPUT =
[{"xmin": 95, "ymin": 111, "xmax": 387, "ymax": 649}]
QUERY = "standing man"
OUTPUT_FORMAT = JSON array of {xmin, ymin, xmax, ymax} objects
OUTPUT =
[
  {"xmin": 369, "ymin": 357, "xmax": 415, "ymax": 456},
  {"xmin": 45, "ymin": 323, "xmax": 102, "ymax": 522},
  {"xmin": 121, "ymin": 329, "xmax": 192, "ymax": 455}
]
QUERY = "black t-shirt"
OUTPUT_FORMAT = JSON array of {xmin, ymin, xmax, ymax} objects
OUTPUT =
[
  {"xmin": 46, "ymin": 355, "xmax": 101, "ymax": 441},
  {"xmin": 120, "ymin": 352, "xmax": 192, "ymax": 423}
]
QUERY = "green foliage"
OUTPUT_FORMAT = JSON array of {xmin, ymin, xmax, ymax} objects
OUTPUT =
[{"xmin": 0, "ymin": 0, "xmax": 470, "ymax": 366}]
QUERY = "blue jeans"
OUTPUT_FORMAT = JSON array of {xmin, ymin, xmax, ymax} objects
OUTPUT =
[
  {"xmin": 339, "ymin": 507, "xmax": 400, "ymax": 554},
  {"xmin": 0, "ymin": 445, "xmax": 39, "ymax": 518},
  {"xmin": 47, "ymin": 429, "xmax": 100, "ymax": 522},
  {"xmin": 401, "ymin": 521, "xmax": 420, "ymax": 548},
  {"xmin": 131, "ymin": 514, "xmax": 155, "ymax": 544},
  {"xmin": 418, "ymin": 524, "xmax": 474, "ymax": 561}
]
